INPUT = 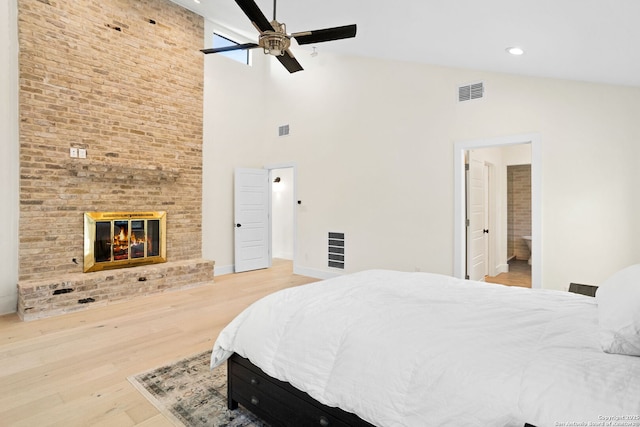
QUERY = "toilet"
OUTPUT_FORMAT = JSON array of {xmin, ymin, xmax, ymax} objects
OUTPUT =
[{"xmin": 522, "ymin": 236, "xmax": 532, "ymax": 265}]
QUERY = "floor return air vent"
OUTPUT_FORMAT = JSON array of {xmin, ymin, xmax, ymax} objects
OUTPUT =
[{"xmin": 328, "ymin": 232, "xmax": 345, "ymax": 269}]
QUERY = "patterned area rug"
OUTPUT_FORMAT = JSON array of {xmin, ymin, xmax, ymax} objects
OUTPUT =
[{"xmin": 128, "ymin": 351, "xmax": 269, "ymax": 427}]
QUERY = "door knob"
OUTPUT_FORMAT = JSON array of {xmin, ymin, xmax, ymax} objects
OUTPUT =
[
  {"xmin": 483, "ymin": 229, "xmax": 489, "ymax": 234},
  {"xmin": 236, "ymin": 224, "xmax": 242, "ymax": 228}
]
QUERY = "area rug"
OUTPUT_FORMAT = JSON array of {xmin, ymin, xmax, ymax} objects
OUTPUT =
[{"xmin": 128, "ymin": 350, "xmax": 269, "ymax": 427}]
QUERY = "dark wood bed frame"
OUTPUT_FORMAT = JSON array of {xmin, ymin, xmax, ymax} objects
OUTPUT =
[{"xmin": 227, "ymin": 353, "xmax": 538, "ymax": 427}]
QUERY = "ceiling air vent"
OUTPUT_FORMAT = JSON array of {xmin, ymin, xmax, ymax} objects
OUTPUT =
[{"xmin": 458, "ymin": 82, "xmax": 485, "ymax": 102}]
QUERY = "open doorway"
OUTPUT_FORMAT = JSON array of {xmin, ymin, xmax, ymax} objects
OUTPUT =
[
  {"xmin": 466, "ymin": 145, "xmax": 532, "ymax": 287},
  {"xmin": 270, "ymin": 167, "xmax": 294, "ymax": 261},
  {"xmin": 232, "ymin": 164, "xmax": 297, "ymax": 274},
  {"xmin": 267, "ymin": 164, "xmax": 297, "ymax": 272},
  {"xmin": 454, "ymin": 133, "xmax": 541, "ymax": 289}
]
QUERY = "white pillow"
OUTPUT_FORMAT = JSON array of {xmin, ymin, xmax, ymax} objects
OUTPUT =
[{"xmin": 596, "ymin": 263, "xmax": 640, "ymax": 356}]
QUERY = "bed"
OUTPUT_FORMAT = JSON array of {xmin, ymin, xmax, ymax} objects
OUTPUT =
[{"xmin": 211, "ymin": 267, "xmax": 640, "ymax": 427}]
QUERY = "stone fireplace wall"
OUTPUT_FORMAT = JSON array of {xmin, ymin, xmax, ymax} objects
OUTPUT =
[
  {"xmin": 17, "ymin": 0, "xmax": 210, "ymax": 317},
  {"xmin": 18, "ymin": 0, "xmax": 204, "ymax": 279}
]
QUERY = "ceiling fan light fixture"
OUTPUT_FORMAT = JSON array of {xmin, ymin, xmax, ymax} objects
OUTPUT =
[
  {"xmin": 201, "ymin": 0, "xmax": 356, "ymax": 73},
  {"xmin": 506, "ymin": 46, "xmax": 525, "ymax": 56},
  {"xmin": 258, "ymin": 21, "xmax": 291, "ymax": 56},
  {"xmin": 260, "ymin": 34, "xmax": 290, "ymax": 56}
]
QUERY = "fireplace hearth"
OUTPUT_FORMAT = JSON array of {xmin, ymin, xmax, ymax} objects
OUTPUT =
[{"xmin": 84, "ymin": 211, "xmax": 167, "ymax": 272}]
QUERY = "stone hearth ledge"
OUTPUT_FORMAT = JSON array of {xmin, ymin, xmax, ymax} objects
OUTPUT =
[{"xmin": 17, "ymin": 259, "xmax": 214, "ymax": 321}]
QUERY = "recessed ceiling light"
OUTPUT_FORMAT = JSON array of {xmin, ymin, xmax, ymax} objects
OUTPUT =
[
  {"xmin": 194, "ymin": 0, "xmax": 200, "ymax": 3},
  {"xmin": 506, "ymin": 47, "xmax": 525, "ymax": 56}
]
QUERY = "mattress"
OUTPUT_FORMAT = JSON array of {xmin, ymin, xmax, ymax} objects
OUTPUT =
[{"xmin": 211, "ymin": 269, "xmax": 640, "ymax": 427}]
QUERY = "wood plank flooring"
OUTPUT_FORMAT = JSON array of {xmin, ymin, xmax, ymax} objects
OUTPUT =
[
  {"xmin": 485, "ymin": 259, "xmax": 532, "ymax": 288},
  {"xmin": 0, "ymin": 259, "xmax": 318, "ymax": 427}
]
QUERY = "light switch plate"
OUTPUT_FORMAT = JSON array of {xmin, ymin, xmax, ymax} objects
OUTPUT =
[
  {"xmin": 70, "ymin": 147, "xmax": 78, "ymax": 158},
  {"xmin": 78, "ymin": 148, "xmax": 87, "ymax": 159}
]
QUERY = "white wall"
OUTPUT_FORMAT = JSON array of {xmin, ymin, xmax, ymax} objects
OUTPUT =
[
  {"xmin": 204, "ymin": 42, "xmax": 640, "ymax": 290},
  {"xmin": 503, "ymin": 144, "xmax": 532, "ymax": 166},
  {"xmin": 0, "ymin": 0, "xmax": 19, "ymax": 314},
  {"xmin": 201, "ymin": 20, "xmax": 272, "ymax": 275}
]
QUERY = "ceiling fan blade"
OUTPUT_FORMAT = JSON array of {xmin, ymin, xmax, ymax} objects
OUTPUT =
[
  {"xmin": 276, "ymin": 49, "xmax": 304, "ymax": 73},
  {"xmin": 292, "ymin": 24, "xmax": 357, "ymax": 45},
  {"xmin": 200, "ymin": 43, "xmax": 259, "ymax": 54},
  {"xmin": 235, "ymin": 0, "xmax": 273, "ymax": 33}
]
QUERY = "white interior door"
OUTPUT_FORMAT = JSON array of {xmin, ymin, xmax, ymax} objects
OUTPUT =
[
  {"xmin": 483, "ymin": 163, "xmax": 491, "ymax": 276},
  {"xmin": 466, "ymin": 152, "xmax": 487, "ymax": 281},
  {"xmin": 234, "ymin": 168, "xmax": 270, "ymax": 273}
]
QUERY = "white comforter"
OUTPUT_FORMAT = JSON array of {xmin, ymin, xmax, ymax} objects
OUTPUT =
[{"xmin": 211, "ymin": 270, "xmax": 640, "ymax": 427}]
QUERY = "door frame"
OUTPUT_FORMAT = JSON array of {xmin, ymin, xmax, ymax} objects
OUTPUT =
[
  {"xmin": 265, "ymin": 162, "xmax": 298, "ymax": 272},
  {"xmin": 454, "ymin": 133, "xmax": 542, "ymax": 289}
]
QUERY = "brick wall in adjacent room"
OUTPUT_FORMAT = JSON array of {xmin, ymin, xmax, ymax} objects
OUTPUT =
[
  {"xmin": 18, "ymin": 0, "xmax": 204, "ymax": 280},
  {"xmin": 507, "ymin": 164, "xmax": 532, "ymax": 260}
]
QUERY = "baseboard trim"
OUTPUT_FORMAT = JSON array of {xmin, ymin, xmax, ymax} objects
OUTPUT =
[
  {"xmin": 0, "ymin": 294, "xmax": 17, "ymax": 315},
  {"xmin": 213, "ymin": 265, "xmax": 234, "ymax": 276},
  {"xmin": 293, "ymin": 266, "xmax": 343, "ymax": 280},
  {"xmin": 214, "ymin": 263, "xmax": 342, "ymax": 281},
  {"xmin": 496, "ymin": 263, "xmax": 509, "ymax": 274}
]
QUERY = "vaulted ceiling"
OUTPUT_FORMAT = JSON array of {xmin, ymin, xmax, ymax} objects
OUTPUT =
[{"xmin": 171, "ymin": 0, "xmax": 640, "ymax": 87}]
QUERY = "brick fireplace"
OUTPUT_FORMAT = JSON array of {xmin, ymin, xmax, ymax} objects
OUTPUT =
[{"xmin": 16, "ymin": 0, "xmax": 213, "ymax": 320}]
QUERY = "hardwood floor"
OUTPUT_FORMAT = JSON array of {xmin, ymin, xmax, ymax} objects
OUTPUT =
[
  {"xmin": 485, "ymin": 259, "xmax": 532, "ymax": 288},
  {"xmin": 0, "ymin": 259, "xmax": 318, "ymax": 427}
]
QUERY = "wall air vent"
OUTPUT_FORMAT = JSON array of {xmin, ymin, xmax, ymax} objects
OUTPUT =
[
  {"xmin": 328, "ymin": 232, "xmax": 345, "ymax": 269},
  {"xmin": 458, "ymin": 82, "xmax": 485, "ymax": 102},
  {"xmin": 278, "ymin": 124, "xmax": 290, "ymax": 137}
]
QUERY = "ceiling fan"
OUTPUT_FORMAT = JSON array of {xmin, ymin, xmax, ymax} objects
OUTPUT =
[{"xmin": 201, "ymin": 0, "xmax": 357, "ymax": 73}]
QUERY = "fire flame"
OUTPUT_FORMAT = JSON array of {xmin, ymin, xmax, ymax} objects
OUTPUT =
[{"xmin": 113, "ymin": 227, "xmax": 145, "ymax": 247}]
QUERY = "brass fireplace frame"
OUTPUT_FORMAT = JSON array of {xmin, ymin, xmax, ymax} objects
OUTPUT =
[{"xmin": 83, "ymin": 211, "xmax": 167, "ymax": 273}]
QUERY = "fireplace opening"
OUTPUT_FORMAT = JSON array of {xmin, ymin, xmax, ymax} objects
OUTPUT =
[{"xmin": 84, "ymin": 211, "xmax": 166, "ymax": 272}]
